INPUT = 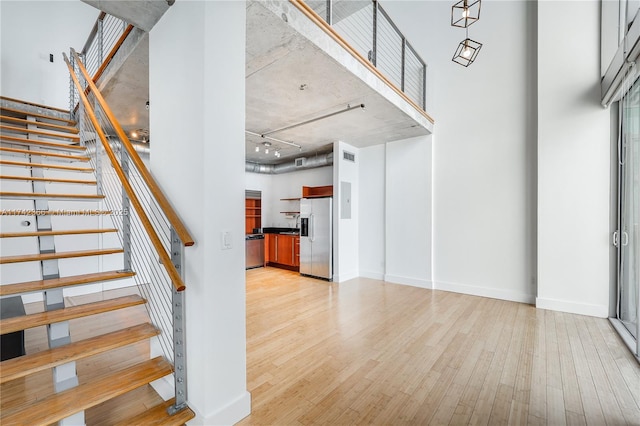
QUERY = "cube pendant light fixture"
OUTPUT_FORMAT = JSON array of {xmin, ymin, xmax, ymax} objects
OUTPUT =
[
  {"xmin": 451, "ymin": 1, "xmax": 483, "ymax": 67},
  {"xmin": 452, "ymin": 37, "xmax": 482, "ymax": 67},
  {"xmin": 451, "ymin": 0, "xmax": 481, "ymax": 28}
]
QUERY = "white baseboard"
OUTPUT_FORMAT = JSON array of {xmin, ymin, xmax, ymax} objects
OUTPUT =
[
  {"xmin": 188, "ymin": 391, "xmax": 251, "ymax": 426},
  {"xmin": 335, "ymin": 270, "xmax": 359, "ymax": 283},
  {"xmin": 536, "ymin": 297, "xmax": 608, "ymax": 318},
  {"xmin": 434, "ymin": 280, "xmax": 535, "ymax": 305},
  {"xmin": 384, "ymin": 274, "xmax": 432, "ymax": 289},
  {"xmin": 359, "ymin": 270, "xmax": 384, "ymax": 280}
]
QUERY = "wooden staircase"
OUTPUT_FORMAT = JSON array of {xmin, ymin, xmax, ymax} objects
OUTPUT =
[{"xmin": 0, "ymin": 99, "xmax": 195, "ymax": 425}]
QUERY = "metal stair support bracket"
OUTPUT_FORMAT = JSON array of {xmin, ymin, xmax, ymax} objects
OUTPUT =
[
  {"xmin": 22, "ymin": 117, "xmax": 82, "ymax": 424},
  {"xmin": 169, "ymin": 227, "xmax": 187, "ymax": 414}
]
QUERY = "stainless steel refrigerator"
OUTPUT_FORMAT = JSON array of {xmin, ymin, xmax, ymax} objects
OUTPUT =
[{"xmin": 299, "ymin": 197, "xmax": 332, "ymax": 280}]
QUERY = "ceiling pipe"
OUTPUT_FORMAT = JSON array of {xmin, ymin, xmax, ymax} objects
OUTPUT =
[
  {"xmin": 82, "ymin": 138, "xmax": 151, "ymax": 155},
  {"xmin": 246, "ymin": 152, "xmax": 333, "ymax": 174},
  {"xmin": 261, "ymin": 104, "xmax": 365, "ymax": 137},
  {"xmin": 245, "ymin": 130, "xmax": 301, "ymax": 149}
]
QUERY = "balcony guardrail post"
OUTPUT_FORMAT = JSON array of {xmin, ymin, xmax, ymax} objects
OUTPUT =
[
  {"xmin": 97, "ymin": 17, "xmax": 104, "ymax": 70},
  {"xmin": 168, "ymin": 227, "xmax": 188, "ymax": 414},
  {"xmin": 422, "ymin": 62, "xmax": 427, "ymax": 109},
  {"xmin": 326, "ymin": 0, "xmax": 332, "ymax": 25},
  {"xmin": 401, "ymin": 37, "xmax": 406, "ymax": 92},
  {"xmin": 69, "ymin": 53, "xmax": 75, "ymax": 117},
  {"xmin": 121, "ymin": 148, "xmax": 132, "ymax": 271},
  {"xmin": 371, "ymin": 0, "xmax": 378, "ymax": 66}
]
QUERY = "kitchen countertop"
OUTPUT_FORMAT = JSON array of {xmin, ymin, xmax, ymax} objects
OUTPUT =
[{"xmin": 262, "ymin": 227, "xmax": 299, "ymax": 235}]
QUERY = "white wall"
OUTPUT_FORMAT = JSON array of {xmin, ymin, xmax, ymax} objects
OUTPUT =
[
  {"xmin": 334, "ymin": 141, "xmax": 360, "ymax": 282},
  {"xmin": 150, "ymin": 1, "xmax": 249, "ymax": 424},
  {"xmin": 0, "ymin": 1, "xmax": 97, "ymax": 109},
  {"xmin": 359, "ymin": 144, "xmax": 386, "ymax": 279},
  {"xmin": 383, "ymin": 0, "xmax": 537, "ymax": 304},
  {"xmin": 385, "ymin": 135, "xmax": 432, "ymax": 288},
  {"xmin": 537, "ymin": 1, "xmax": 611, "ymax": 317}
]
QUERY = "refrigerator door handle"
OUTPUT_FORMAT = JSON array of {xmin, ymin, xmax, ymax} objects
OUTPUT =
[{"xmin": 310, "ymin": 214, "xmax": 315, "ymax": 242}]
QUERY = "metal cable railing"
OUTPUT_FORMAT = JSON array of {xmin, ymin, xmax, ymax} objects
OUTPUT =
[
  {"xmin": 303, "ymin": 0, "xmax": 428, "ymax": 110},
  {"xmin": 69, "ymin": 12, "xmax": 132, "ymax": 113},
  {"xmin": 81, "ymin": 12, "xmax": 129, "ymax": 78},
  {"xmin": 65, "ymin": 49, "xmax": 191, "ymax": 413}
]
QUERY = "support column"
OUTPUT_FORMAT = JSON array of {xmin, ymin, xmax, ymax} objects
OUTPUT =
[{"xmin": 149, "ymin": 2, "xmax": 249, "ymax": 424}]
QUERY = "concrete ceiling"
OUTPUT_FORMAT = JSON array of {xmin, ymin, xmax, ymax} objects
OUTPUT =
[
  {"xmin": 100, "ymin": 0, "xmax": 429, "ymax": 165},
  {"xmin": 245, "ymin": 0, "xmax": 429, "ymax": 165},
  {"xmin": 82, "ymin": 0, "xmax": 170, "ymax": 32}
]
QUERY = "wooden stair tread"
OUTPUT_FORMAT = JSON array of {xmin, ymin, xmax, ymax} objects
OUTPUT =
[
  {"xmin": 0, "ymin": 228, "xmax": 117, "ymax": 238},
  {"xmin": 0, "ymin": 323, "xmax": 159, "ymax": 384},
  {"xmin": 0, "ymin": 269, "xmax": 134, "ymax": 296},
  {"xmin": 0, "ymin": 356, "xmax": 172, "ymax": 426},
  {"xmin": 114, "ymin": 398, "xmax": 196, "ymax": 426},
  {"xmin": 0, "ymin": 192, "xmax": 104, "ymax": 200},
  {"xmin": 0, "ymin": 247, "xmax": 123, "ymax": 265},
  {"xmin": 0, "ymin": 159, "xmax": 93, "ymax": 171},
  {"xmin": 0, "ymin": 124, "xmax": 80, "ymax": 141},
  {"xmin": 0, "ymin": 146, "xmax": 89, "ymax": 161},
  {"xmin": 0, "ymin": 294, "xmax": 145, "ymax": 335},
  {"xmin": 0, "ymin": 96, "xmax": 70, "ymax": 114},
  {"xmin": 0, "ymin": 209, "xmax": 112, "ymax": 216},
  {"xmin": 0, "ymin": 105, "xmax": 76, "ymax": 125},
  {"xmin": 0, "ymin": 175, "xmax": 97, "ymax": 185},
  {"xmin": 0, "ymin": 115, "xmax": 79, "ymax": 134},
  {"xmin": 1, "ymin": 134, "xmax": 84, "ymax": 151}
]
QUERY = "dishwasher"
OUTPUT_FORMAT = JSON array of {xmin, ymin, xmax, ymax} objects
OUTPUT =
[{"xmin": 245, "ymin": 234, "xmax": 265, "ymax": 269}]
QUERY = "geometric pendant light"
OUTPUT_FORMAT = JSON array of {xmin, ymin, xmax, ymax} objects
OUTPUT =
[
  {"xmin": 451, "ymin": 0, "xmax": 481, "ymax": 28},
  {"xmin": 452, "ymin": 36, "xmax": 482, "ymax": 67},
  {"xmin": 451, "ymin": 0, "xmax": 482, "ymax": 66}
]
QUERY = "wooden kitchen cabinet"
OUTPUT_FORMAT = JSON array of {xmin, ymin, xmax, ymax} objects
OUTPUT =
[
  {"xmin": 245, "ymin": 198, "xmax": 261, "ymax": 234},
  {"xmin": 266, "ymin": 234, "xmax": 299, "ymax": 270},
  {"xmin": 266, "ymin": 234, "xmax": 275, "ymax": 263},
  {"xmin": 278, "ymin": 236, "xmax": 294, "ymax": 265},
  {"xmin": 294, "ymin": 236, "xmax": 300, "ymax": 267}
]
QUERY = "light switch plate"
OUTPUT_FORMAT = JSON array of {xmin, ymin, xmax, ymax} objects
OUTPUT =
[{"xmin": 221, "ymin": 231, "xmax": 232, "ymax": 250}]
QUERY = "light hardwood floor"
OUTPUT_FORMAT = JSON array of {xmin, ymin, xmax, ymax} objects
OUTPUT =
[
  {"xmin": 239, "ymin": 267, "xmax": 640, "ymax": 425},
  {"xmin": 4, "ymin": 269, "xmax": 638, "ymax": 425}
]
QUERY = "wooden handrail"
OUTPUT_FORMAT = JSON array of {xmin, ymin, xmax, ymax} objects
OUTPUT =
[
  {"xmin": 64, "ymin": 53, "xmax": 186, "ymax": 292},
  {"xmin": 70, "ymin": 48, "xmax": 194, "ymax": 247},
  {"xmin": 288, "ymin": 0, "xmax": 435, "ymax": 125}
]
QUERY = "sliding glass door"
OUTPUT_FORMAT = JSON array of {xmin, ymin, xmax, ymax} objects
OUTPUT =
[{"xmin": 616, "ymin": 77, "xmax": 640, "ymax": 357}]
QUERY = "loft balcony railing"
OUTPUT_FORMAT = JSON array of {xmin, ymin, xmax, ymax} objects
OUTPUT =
[{"xmin": 304, "ymin": 0, "xmax": 427, "ymax": 111}]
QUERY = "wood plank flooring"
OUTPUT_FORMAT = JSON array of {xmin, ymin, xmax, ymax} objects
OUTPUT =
[
  {"xmin": 3, "ymin": 269, "xmax": 638, "ymax": 425},
  {"xmin": 239, "ymin": 267, "xmax": 640, "ymax": 425}
]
